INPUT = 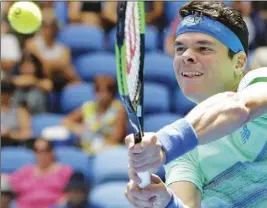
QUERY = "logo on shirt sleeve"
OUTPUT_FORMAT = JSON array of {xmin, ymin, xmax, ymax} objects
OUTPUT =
[{"xmin": 240, "ymin": 124, "xmax": 251, "ymax": 144}]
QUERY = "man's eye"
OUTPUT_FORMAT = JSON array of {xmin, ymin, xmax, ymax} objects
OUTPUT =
[
  {"xmin": 175, "ymin": 47, "xmax": 186, "ymax": 52},
  {"xmin": 199, "ymin": 47, "xmax": 213, "ymax": 51}
]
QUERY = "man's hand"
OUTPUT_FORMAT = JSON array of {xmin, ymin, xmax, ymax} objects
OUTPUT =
[
  {"xmin": 125, "ymin": 133, "xmax": 166, "ymax": 174},
  {"xmin": 125, "ymin": 174, "xmax": 173, "ymax": 208}
]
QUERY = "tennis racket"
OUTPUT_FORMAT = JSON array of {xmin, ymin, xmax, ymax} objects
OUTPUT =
[{"xmin": 115, "ymin": 1, "xmax": 150, "ymax": 188}]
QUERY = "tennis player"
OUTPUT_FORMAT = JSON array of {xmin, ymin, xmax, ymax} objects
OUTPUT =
[{"xmin": 125, "ymin": 1, "xmax": 267, "ymax": 208}]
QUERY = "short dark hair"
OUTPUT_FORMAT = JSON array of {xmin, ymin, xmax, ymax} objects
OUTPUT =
[
  {"xmin": 179, "ymin": 1, "xmax": 249, "ymax": 57},
  {"xmin": 93, "ymin": 75, "xmax": 117, "ymax": 98}
]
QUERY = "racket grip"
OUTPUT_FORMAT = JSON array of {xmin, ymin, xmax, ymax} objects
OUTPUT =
[{"xmin": 137, "ymin": 172, "xmax": 151, "ymax": 188}]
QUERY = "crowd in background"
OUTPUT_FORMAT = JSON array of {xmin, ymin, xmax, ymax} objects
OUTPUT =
[{"xmin": 1, "ymin": 1, "xmax": 267, "ymax": 208}]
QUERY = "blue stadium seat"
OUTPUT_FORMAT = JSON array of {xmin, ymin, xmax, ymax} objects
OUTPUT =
[
  {"xmin": 144, "ymin": 52, "xmax": 177, "ymax": 88},
  {"xmin": 31, "ymin": 113, "xmax": 64, "ymax": 137},
  {"xmin": 58, "ymin": 25, "xmax": 105, "ymax": 54},
  {"xmin": 108, "ymin": 25, "xmax": 159, "ymax": 52},
  {"xmin": 60, "ymin": 82, "xmax": 95, "ymax": 114},
  {"xmin": 89, "ymin": 181, "xmax": 130, "ymax": 208},
  {"xmin": 55, "ymin": 146, "xmax": 93, "ymax": 183},
  {"xmin": 1, "ymin": 147, "xmax": 35, "ymax": 173},
  {"xmin": 53, "ymin": 2, "xmax": 68, "ymax": 27},
  {"xmin": 173, "ymin": 88, "xmax": 196, "ymax": 116},
  {"xmin": 92, "ymin": 146, "xmax": 129, "ymax": 186},
  {"xmin": 164, "ymin": 1, "xmax": 188, "ymax": 24},
  {"xmin": 144, "ymin": 82, "xmax": 170, "ymax": 114},
  {"xmin": 144, "ymin": 113, "xmax": 182, "ymax": 181},
  {"xmin": 144, "ymin": 113, "xmax": 181, "ymax": 132},
  {"xmin": 74, "ymin": 52, "xmax": 117, "ymax": 81}
]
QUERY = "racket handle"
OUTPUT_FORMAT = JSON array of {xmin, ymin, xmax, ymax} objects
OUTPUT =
[{"xmin": 137, "ymin": 172, "xmax": 151, "ymax": 188}]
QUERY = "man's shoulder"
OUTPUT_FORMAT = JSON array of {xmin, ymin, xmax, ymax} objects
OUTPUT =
[{"xmin": 238, "ymin": 67, "xmax": 267, "ymax": 91}]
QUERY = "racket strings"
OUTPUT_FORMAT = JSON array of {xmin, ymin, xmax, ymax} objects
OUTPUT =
[{"xmin": 125, "ymin": 2, "xmax": 141, "ymax": 103}]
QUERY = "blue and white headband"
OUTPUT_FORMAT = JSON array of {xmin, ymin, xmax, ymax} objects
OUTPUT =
[{"xmin": 176, "ymin": 15, "xmax": 245, "ymax": 53}]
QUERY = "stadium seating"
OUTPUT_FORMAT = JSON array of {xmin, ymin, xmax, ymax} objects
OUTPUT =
[
  {"xmin": 89, "ymin": 181, "xmax": 130, "ymax": 208},
  {"xmin": 55, "ymin": 146, "xmax": 94, "ymax": 183},
  {"xmin": 53, "ymin": 2, "xmax": 68, "ymax": 27},
  {"xmin": 74, "ymin": 52, "xmax": 117, "ymax": 82},
  {"xmin": 108, "ymin": 25, "xmax": 160, "ymax": 52},
  {"xmin": 58, "ymin": 25, "xmax": 105, "ymax": 56},
  {"xmin": 31, "ymin": 113, "xmax": 65, "ymax": 137},
  {"xmin": 164, "ymin": 1, "xmax": 188, "ymax": 24},
  {"xmin": 92, "ymin": 146, "xmax": 129, "ymax": 186},
  {"xmin": 1, "ymin": 147, "xmax": 35, "ymax": 173},
  {"xmin": 60, "ymin": 82, "xmax": 95, "ymax": 114},
  {"xmin": 173, "ymin": 87, "xmax": 196, "ymax": 115},
  {"xmin": 144, "ymin": 51, "xmax": 177, "ymax": 88},
  {"xmin": 144, "ymin": 112, "xmax": 181, "ymax": 132},
  {"xmin": 144, "ymin": 82, "xmax": 170, "ymax": 114}
]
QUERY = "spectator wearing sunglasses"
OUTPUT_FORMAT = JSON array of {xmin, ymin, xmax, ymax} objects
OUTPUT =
[
  {"xmin": 63, "ymin": 75, "xmax": 127, "ymax": 154},
  {"xmin": 8, "ymin": 139, "xmax": 73, "ymax": 208}
]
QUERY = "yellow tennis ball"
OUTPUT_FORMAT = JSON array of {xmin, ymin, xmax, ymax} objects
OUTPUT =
[{"xmin": 8, "ymin": 1, "xmax": 42, "ymax": 34}]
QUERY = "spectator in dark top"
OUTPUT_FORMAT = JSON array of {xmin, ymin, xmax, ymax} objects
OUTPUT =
[
  {"xmin": 52, "ymin": 171, "xmax": 100, "ymax": 208},
  {"xmin": 68, "ymin": 2, "xmax": 104, "ymax": 29},
  {"xmin": 12, "ymin": 51, "xmax": 52, "ymax": 114}
]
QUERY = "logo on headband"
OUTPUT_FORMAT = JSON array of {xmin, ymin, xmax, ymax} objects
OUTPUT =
[{"xmin": 181, "ymin": 15, "xmax": 203, "ymax": 27}]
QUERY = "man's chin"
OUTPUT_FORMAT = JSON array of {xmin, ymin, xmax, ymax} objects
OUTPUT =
[{"xmin": 181, "ymin": 87, "xmax": 203, "ymax": 103}]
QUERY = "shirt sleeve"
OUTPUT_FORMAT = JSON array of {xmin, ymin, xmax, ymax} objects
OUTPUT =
[
  {"xmin": 8, "ymin": 165, "xmax": 32, "ymax": 193},
  {"xmin": 238, "ymin": 67, "xmax": 267, "ymax": 120},
  {"xmin": 164, "ymin": 150, "xmax": 204, "ymax": 193}
]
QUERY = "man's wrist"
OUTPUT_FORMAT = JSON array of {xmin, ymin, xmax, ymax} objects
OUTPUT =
[
  {"xmin": 156, "ymin": 118, "xmax": 198, "ymax": 164},
  {"xmin": 166, "ymin": 188, "xmax": 187, "ymax": 208},
  {"xmin": 160, "ymin": 147, "xmax": 167, "ymax": 165}
]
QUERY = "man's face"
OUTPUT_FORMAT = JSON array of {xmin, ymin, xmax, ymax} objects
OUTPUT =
[{"xmin": 173, "ymin": 32, "xmax": 236, "ymax": 103}]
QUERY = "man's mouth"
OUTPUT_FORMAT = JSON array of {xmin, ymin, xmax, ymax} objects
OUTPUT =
[{"xmin": 181, "ymin": 72, "xmax": 204, "ymax": 78}]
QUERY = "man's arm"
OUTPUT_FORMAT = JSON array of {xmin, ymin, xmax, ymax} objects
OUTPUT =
[
  {"xmin": 185, "ymin": 82, "xmax": 267, "ymax": 145},
  {"xmin": 169, "ymin": 181, "xmax": 201, "ymax": 208}
]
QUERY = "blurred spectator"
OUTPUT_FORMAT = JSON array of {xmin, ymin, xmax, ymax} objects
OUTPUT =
[
  {"xmin": 63, "ymin": 75, "xmax": 127, "ymax": 154},
  {"xmin": 103, "ymin": 1, "xmax": 165, "ymax": 30},
  {"xmin": 68, "ymin": 2, "xmax": 104, "ymax": 28},
  {"xmin": 1, "ymin": 174, "xmax": 16, "ymax": 208},
  {"xmin": 145, "ymin": 2, "xmax": 165, "ymax": 30},
  {"xmin": 232, "ymin": 2, "xmax": 256, "ymax": 46},
  {"xmin": 8, "ymin": 139, "xmax": 73, "ymax": 208},
  {"xmin": 164, "ymin": 15, "xmax": 181, "ymax": 56},
  {"xmin": 250, "ymin": 47, "xmax": 267, "ymax": 70},
  {"xmin": 1, "ymin": 2, "xmax": 12, "ymax": 15},
  {"xmin": 1, "ymin": 78, "xmax": 33, "ymax": 147},
  {"xmin": 12, "ymin": 51, "xmax": 52, "ymax": 114},
  {"xmin": 52, "ymin": 171, "xmax": 99, "ymax": 208},
  {"xmin": 249, "ymin": 2, "xmax": 267, "ymax": 48},
  {"xmin": 1, "ymin": 16, "xmax": 21, "ymax": 73},
  {"xmin": 25, "ymin": 9, "xmax": 80, "ymax": 92}
]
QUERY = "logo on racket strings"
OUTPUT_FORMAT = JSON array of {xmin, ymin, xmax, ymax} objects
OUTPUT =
[{"xmin": 126, "ymin": 5, "xmax": 137, "ymax": 74}]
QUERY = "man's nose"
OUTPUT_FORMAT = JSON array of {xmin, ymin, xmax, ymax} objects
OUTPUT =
[{"xmin": 181, "ymin": 49, "xmax": 197, "ymax": 64}]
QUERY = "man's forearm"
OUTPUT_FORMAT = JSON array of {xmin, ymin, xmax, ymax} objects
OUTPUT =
[
  {"xmin": 184, "ymin": 92, "xmax": 249, "ymax": 145},
  {"xmin": 158, "ymin": 82, "xmax": 267, "ymax": 164}
]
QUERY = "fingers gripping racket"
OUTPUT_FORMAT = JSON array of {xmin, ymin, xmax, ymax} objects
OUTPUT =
[{"xmin": 115, "ymin": 1, "xmax": 150, "ymax": 188}]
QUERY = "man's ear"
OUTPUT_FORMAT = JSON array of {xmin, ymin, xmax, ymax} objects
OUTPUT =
[{"xmin": 233, "ymin": 51, "xmax": 247, "ymax": 75}]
